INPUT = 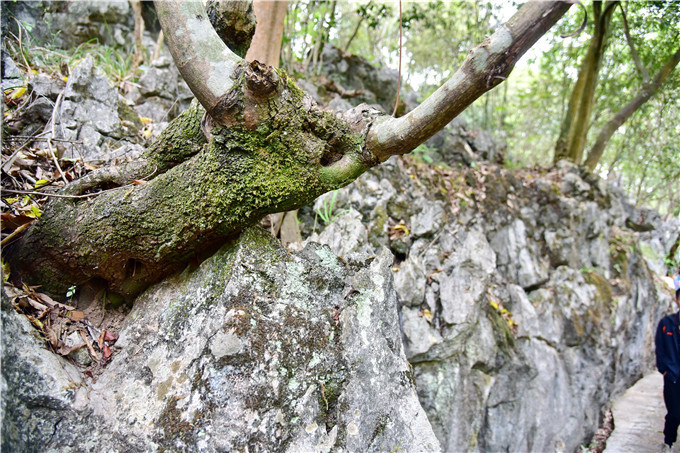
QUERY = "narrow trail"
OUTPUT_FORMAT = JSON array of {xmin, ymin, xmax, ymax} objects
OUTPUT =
[{"xmin": 604, "ymin": 373, "xmax": 666, "ymax": 452}]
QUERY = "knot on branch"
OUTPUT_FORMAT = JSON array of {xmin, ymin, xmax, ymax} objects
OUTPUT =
[{"xmin": 245, "ymin": 61, "xmax": 280, "ymax": 99}]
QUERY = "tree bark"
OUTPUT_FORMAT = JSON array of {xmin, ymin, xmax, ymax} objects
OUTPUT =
[
  {"xmin": 553, "ymin": 1, "xmax": 618, "ymax": 165},
  {"xmin": 246, "ymin": 0, "xmax": 289, "ymax": 67},
  {"xmin": 583, "ymin": 47, "xmax": 680, "ymax": 171},
  {"xmin": 6, "ymin": 0, "xmax": 572, "ymax": 300}
]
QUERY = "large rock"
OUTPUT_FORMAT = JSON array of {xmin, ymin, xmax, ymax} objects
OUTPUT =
[
  {"xmin": 2, "ymin": 228, "xmax": 440, "ymax": 452},
  {"xmin": 47, "ymin": 56, "xmax": 142, "ymax": 162},
  {"xmin": 299, "ymin": 155, "xmax": 675, "ymax": 452}
]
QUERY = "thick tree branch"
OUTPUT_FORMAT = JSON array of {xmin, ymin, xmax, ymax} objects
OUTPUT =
[
  {"xmin": 206, "ymin": 0, "xmax": 256, "ymax": 58},
  {"xmin": 366, "ymin": 0, "xmax": 572, "ymax": 162},
  {"xmin": 154, "ymin": 0, "xmax": 244, "ymax": 120},
  {"xmin": 584, "ymin": 46, "xmax": 680, "ymax": 171}
]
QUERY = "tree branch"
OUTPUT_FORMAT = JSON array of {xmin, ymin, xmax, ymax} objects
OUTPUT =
[
  {"xmin": 584, "ymin": 46, "xmax": 680, "ymax": 171},
  {"xmin": 154, "ymin": 0, "xmax": 244, "ymax": 121},
  {"xmin": 619, "ymin": 3, "xmax": 650, "ymax": 83},
  {"xmin": 366, "ymin": 0, "xmax": 572, "ymax": 162}
]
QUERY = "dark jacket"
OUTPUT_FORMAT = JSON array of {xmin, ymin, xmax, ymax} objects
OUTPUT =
[{"xmin": 656, "ymin": 312, "xmax": 680, "ymax": 383}]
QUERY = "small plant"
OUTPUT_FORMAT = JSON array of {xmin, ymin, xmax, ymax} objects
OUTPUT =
[
  {"xmin": 66, "ymin": 285, "xmax": 77, "ymax": 300},
  {"xmin": 411, "ymin": 144, "xmax": 435, "ymax": 164},
  {"xmin": 315, "ymin": 191, "xmax": 347, "ymax": 224}
]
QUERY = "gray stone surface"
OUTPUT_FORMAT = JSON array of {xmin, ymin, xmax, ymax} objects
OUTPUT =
[
  {"xmin": 2, "ymin": 229, "xmax": 440, "ymax": 452},
  {"xmin": 300, "ymin": 152, "xmax": 677, "ymax": 452},
  {"xmin": 47, "ymin": 56, "xmax": 141, "ymax": 162}
]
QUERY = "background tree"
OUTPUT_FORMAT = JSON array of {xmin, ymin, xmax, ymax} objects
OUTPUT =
[
  {"xmin": 553, "ymin": 0, "xmax": 618, "ymax": 165},
  {"xmin": 246, "ymin": 0, "xmax": 289, "ymax": 67},
  {"xmin": 5, "ymin": 0, "xmax": 572, "ymax": 300}
]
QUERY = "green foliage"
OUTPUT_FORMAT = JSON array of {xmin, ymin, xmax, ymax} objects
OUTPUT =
[
  {"xmin": 314, "ymin": 190, "xmax": 347, "ymax": 224},
  {"xmin": 4, "ymin": 17, "xmax": 136, "ymax": 87},
  {"xmin": 66, "ymin": 285, "xmax": 77, "ymax": 299},
  {"xmin": 411, "ymin": 144, "xmax": 435, "ymax": 164}
]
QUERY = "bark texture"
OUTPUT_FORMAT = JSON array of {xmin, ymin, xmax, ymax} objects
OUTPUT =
[
  {"xmin": 206, "ymin": 0, "xmax": 256, "ymax": 58},
  {"xmin": 7, "ymin": 0, "xmax": 572, "ymax": 300},
  {"xmin": 246, "ymin": 0, "xmax": 289, "ymax": 67},
  {"xmin": 553, "ymin": 1, "xmax": 618, "ymax": 165}
]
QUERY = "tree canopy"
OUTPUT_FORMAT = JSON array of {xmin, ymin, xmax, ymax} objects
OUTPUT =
[{"xmin": 279, "ymin": 0, "xmax": 679, "ymax": 215}]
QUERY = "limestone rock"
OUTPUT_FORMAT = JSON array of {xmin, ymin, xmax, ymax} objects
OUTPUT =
[{"xmin": 2, "ymin": 229, "xmax": 440, "ymax": 452}]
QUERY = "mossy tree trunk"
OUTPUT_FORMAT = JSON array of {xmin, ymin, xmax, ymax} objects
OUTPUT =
[
  {"xmin": 5, "ymin": 0, "xmax": 572, "ymax": 300},
  {"xmin": 553, "ymin": 1, "xmax": 618, "ymax": 165}
]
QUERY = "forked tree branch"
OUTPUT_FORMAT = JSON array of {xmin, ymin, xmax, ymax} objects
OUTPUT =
[{"xmin": 366, "ymin": 1, "xmax": 572, "ymax": 161}]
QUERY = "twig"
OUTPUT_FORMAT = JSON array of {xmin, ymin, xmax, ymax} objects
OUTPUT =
[
  {"xmin": 4, "ymin": 136, "xmax": 83, "ymax": 144},
  {"xmin": 1, "ymin": 189, "xmax": 93, "ymax": 199},
  {"xmin": 48, "ymin": 91, "xmax": 68, "ymax": 184},
  {"xmin": 79, "ymin": 329, "xmax": 102, "ymax": 361},
  {"xmin": 1, "ymin": 166, "xmax": 158, "ymax": 199},
  {"xmin": 1, "ymin": 130, "xmax": 52, "ymax": 174},
  {"xmin": 392, "ymin": 0, "xmax": 403, "ymax": 117},
  {"xmin": 560, "ymin": 0, "xmax": 587, "ymax": 38},
  {"xmin": 152, "ymin": 30, "xmax": 165, "ymax": 62},
  {"xmin": 0, "ymin": 223, "xmax": 31, "ymax": 247},
  {"xmin": 14, "ymin": 18, "xmax": 32, "ymax": 72}
]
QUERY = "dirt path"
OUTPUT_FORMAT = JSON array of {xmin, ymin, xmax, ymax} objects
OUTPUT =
[{"xmin": 604, "ymin": 372, "xmax": 666, "ymax": 452}]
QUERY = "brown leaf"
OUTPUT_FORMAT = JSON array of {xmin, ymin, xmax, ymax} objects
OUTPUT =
[
  {"xmin": 79, "ymin": 330, "xmax": 101, "ymax": 361},
  {"xmin": 36, "ymin": 292, "xmax": 76, "ymax": 311},
  {"xmin": 26, "ymin": 297, "xmax": 48, "ymax": 312},
  {"xmin": 56, "ymin": 343, "xmax": 85, "ymax": 357},
  {"xmin": 131, "ymin": 179, "xmax": 147, "ymax": 185},
  {"xmin": 98, "ymin": 330, "xmax": 105, "ymax": 350},
  {"xmin": 104, "ymin": 331, "xmax": 118, "ymax": 342},
  {"xmin": 45, "ymin": 325, "xmax": 61, "ymax": 348},
  {"xmin": 70, "ymin": 311, "xmax": 85, "ymax": 322},
  {"xmin": 102, "ymin": 344, "xmax": 112, "ymax": 360},
  {"xmin": 1, "ymin": 213, "xmax": 35, "ymax": 231}
]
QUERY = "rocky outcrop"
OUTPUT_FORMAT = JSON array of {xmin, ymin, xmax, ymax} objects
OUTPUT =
[
  {"xmin": 2, "ymin": 228, "xmax": 439, "ymax": 452},
  {"xmin": 2, "ymin": 4, "xmax": 678, "ymax": 451},
  {"xmin": 301, "ymin": 157, "xmax": 678, "ymax": 452}
]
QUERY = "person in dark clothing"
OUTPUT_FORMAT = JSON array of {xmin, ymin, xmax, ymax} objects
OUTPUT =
[{"xmin": 657, "ymin": 285, "xmax": 680, "ymax": 450}]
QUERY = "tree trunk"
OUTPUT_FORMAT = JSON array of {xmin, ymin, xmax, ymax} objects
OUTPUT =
[
  {"xmin": 6, "ymin": 0, "xmax": 572, "ymax": 300},
  {"xmin": 246, "ymin": 0, "xmax": 289, "ymax": 67},
  {"xmin": 583, "ymin": 47, "xmax": 680, "ymax": 171},
  {"xmin": 553, "ymin": 1, "xmax": 617, "ymax": 165}
]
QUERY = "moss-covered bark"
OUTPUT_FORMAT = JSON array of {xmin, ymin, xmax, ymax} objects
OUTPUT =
[
  {"xmin": 553, "ymin": 1, "xmax": 617, "ymax": 165},
  {"xmin": 6, "ymin": 65, "xmax": 373, "ymax": 300}
]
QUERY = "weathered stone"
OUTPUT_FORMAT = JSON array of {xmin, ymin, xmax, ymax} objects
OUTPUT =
[
  {"xmin": 393, "ymin": 257, "xmax": 426, "ymax": 307},
  {"xmin": 410, "ymin": 202, "xmax": 446, "ymax": 238},
  {"xmin": 3, "ymin": 229, "xmax": 440, "ymax": 452}
]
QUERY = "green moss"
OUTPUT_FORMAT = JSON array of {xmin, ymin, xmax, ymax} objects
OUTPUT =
[
  {"xmin": 145, "ymin": 100, "xmax": 207, "ymax": 171},
  {"xmin": 583, "ymin": 270, "xmax": 613, "ymax": 307},
  {"xmin": 609, "ymin": 231, "xmax": 634, "ymax": 277}
]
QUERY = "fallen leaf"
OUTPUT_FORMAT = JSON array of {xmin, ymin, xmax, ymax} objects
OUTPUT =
[
  {"xmin": 131, "ymin": 179, "xmax": 147, "ymax": 185},
  {"xmin": 9, "ymin": 86, "xmax": 26, "ymax": 99},
  {"xmin": 103, "ymin": 344, "xmax": 112, "ymax": 360},
  {"xmin": 1, "ymin": 213, "xmax": 35, "ymax": 231},
  {"xmin": 79, "ymin": 330, "xmax": 101, "ymax": 361},
  {"xmin": 104, "ymin": 331, "xmax": 118, "ymax": 342},
  {"xmin": 56, "ymin": 343, "xmax": 85, "ymax": 356},
  {"xmin": 70, "ymin": 311, "xmax": 85, "ymax": 322},
  {"xmin": 34, "ymin": 179, "xmax": 50, "ymax": 189}
]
